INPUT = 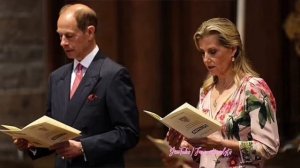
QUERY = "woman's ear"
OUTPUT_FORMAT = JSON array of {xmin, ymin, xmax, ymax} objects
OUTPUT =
[{"xmin": 231, "ymin": 47, "xmax": 238, "ymax": 58}]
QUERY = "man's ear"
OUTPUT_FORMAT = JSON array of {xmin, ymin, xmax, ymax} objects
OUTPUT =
[{"xmin": 86, "ymin": 25, "xmax": 96, "ymax": 40}]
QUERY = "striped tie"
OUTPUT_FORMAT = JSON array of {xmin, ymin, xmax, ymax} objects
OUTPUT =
[{"xmin": 70, "ymin": 64, "xmax": 83, "ymax": 98}]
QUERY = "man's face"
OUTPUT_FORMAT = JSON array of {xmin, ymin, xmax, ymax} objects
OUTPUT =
[{"xmin": 57, "ymin": 13, "xmax": 90, "ymax": 61}]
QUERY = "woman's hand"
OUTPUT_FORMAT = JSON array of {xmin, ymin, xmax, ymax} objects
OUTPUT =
[
  {"xmin": 185, "ymin": 135, "xmax": 223, "ymax": 151},
  {"xmin": 166, "ymin": 128, "xmax": 184, "ymax": 149}
]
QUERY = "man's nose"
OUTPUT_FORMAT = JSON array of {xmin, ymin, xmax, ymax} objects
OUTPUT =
[{"xmin": 60, "ymin": 36, "xmax": 68, "ymax": 46}]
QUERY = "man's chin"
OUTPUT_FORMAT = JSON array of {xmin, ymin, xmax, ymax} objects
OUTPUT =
[{"xmin": 66, "ymin": 54, "xmax": 75, "ymax": 60}]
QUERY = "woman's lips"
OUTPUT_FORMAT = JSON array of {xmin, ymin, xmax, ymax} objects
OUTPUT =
[{"xmin": 207, "ymin": 66, "xmax": 215, "ymax": 69}]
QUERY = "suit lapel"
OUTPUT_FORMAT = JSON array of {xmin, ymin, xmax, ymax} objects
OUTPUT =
[
  {"xmin": 64, "ymin": 52, "xmax": 104, "ymax": 126},
  {"xmin": 55, "ymin": 64, "xmax": 72, "ymax": 122}
]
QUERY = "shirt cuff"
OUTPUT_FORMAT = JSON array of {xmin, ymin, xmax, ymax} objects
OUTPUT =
[
  {"xmin": 29, "ymin": 148, "xmax": 37, "ymax": 156},
  {"xmin": 239, "ymin": 141, "xmax": 261, "ymax": 164}
]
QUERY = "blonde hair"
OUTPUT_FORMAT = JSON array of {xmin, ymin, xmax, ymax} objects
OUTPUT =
[{"xmin": 193, "ymin": 18, "xmax": 259, "ymax": 93}]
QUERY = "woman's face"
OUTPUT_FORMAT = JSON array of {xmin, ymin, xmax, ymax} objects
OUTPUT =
[{"xmin": 197, "ymin": 34, "xmax": 236, "ymax": 78}]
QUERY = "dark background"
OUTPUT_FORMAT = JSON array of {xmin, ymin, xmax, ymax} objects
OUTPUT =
[{"xmin": 0, "ymin": 0, "xmax": 299, "ymax": 167}]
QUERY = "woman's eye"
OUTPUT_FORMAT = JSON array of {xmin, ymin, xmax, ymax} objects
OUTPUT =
[
  {"xmin": 209, "ymin": 49, "xmax": 217, "ymax": 55},
  {"xmin": 200, "ymin": 52, "xmax": 205, "ymax": 57}
]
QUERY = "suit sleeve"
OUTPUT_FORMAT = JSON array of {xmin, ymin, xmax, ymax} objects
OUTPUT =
[{"xmin": 80, "ymin": 68, "xmax": 139, "ymax": 164}]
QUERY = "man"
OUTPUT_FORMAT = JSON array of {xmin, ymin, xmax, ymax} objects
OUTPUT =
[{"xmin": 14, "ymin": 3, "xmax": 139, "ymax": 167}]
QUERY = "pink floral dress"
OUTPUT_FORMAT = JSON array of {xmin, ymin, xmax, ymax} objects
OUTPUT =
[{"xmin": 196, "ymin": 76, "xmax": 279, "ymax": 168}]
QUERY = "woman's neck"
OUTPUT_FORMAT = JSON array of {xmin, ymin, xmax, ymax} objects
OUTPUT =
[{"xmin": 215, "ymin": 77, "xmax": 235, "ymax": 91}]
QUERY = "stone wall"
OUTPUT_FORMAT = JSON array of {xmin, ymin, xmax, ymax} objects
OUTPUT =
[{"xmin": 0, "ymin": 0, "xmax": 47, "ymax": 163}]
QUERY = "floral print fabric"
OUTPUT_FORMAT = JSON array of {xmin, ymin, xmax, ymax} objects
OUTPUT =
[{"xmin": 197, "ymin": 76, "xmax": 279, "ymax": 168}]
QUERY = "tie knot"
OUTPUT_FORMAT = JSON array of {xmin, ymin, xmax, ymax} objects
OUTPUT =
[
  {"xmin": 76, "ymin": 64, "xmax": 84, "ymax": 75},
  {"xmin": 77, "ymin": 64, "xmax": 83, "ymax": 71}
]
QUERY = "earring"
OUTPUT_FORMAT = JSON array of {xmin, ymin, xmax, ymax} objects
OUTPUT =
[{"xmin": 231, "ymin": 57, "xmax": 235, "ymax": 62}]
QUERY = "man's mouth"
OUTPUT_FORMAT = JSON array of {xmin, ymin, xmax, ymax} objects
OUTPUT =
[{"xmin": 64, "ymin": 49, "xmax": 73, "ymax": 53}]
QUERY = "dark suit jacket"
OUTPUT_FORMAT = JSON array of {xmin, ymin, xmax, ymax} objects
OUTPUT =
[{"xmin": 29, "ymin": 51, "xmax": 139, "ymax": 168}]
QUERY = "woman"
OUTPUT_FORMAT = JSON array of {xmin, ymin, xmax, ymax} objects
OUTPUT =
[{"xmin": 167, "ymin": 18, "xmax": 279, "ymax": 168}]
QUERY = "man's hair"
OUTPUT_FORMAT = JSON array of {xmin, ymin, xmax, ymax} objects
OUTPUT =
[{"xmin": 59, "ymin": 4, "xmax": 98, "ymax": 33}]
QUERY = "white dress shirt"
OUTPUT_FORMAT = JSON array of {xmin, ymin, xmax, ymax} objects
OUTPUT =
[{"xmin": 70, "ymin": 45, "xmax": 99, "ymax": 89}]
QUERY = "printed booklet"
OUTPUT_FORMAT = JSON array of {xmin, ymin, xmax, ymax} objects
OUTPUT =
[
  {"xmin": 0, "ymin": 115, "xmax": 81, "ymax": 148},
  {"xmin": 144, "ymin": 102, "xmax": 222, "ymax": 139}
]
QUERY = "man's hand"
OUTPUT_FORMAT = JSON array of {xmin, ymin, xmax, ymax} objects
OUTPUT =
[
  {"xmin": 13, "ymin": 138, "xmax": 31, "ymax": 151},
  {"xmin": 50, "ymin": 140, "xmax": 83, "ymax": 160}
]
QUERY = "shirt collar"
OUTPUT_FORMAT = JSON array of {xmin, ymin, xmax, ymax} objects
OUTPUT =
[{"xmin": 73, "ymin": 45, "xmax": 99, "ymax": 70}]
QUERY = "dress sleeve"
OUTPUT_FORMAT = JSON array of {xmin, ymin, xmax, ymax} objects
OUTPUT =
[{"xmin": 239, "ymin": 78, "xmax": 279, "ymax": 164}]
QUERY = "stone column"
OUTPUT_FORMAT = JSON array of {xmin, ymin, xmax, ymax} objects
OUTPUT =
[{"xmin": 0, "ymin": 0, "xmax": 46, "ymax": 164}]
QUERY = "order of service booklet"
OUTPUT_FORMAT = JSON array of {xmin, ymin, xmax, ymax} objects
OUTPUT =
[
  {"xmin": 144, "ymin": 102, "xmax": 222, "ymax": 139},
  {"xmin": 0, "ymin": 115, "xmax": 81, "ymax": 148}
]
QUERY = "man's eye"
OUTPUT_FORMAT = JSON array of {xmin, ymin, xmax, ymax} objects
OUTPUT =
[
  {"xmin": 65, "ymin": 34, "xmax": 73, "ymax": 39},
  {"xmin": 59, "ymin": 34, "xmax": 74, "ymax": 39}
]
